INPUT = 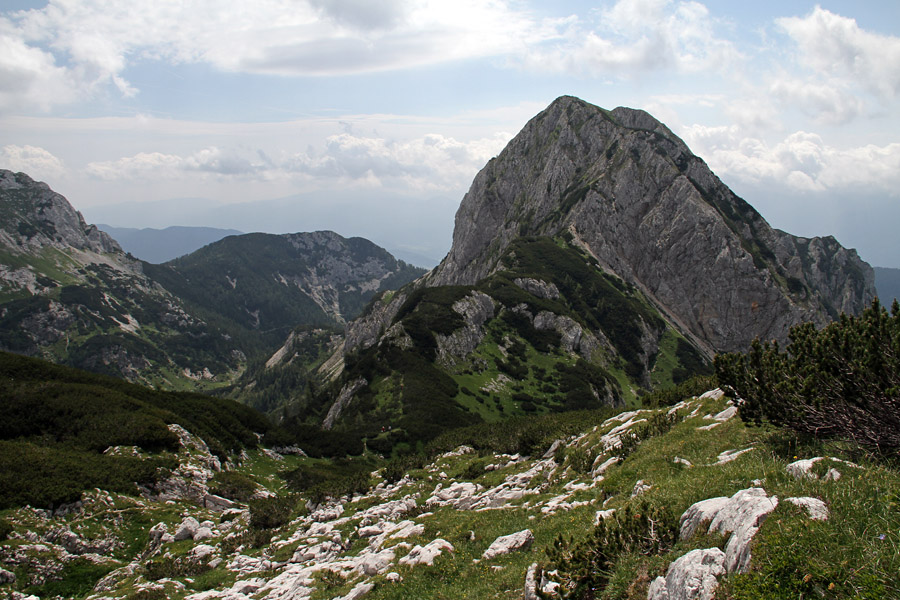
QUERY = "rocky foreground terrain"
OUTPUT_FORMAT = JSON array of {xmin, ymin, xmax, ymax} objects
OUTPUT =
[{"xmin": 2, "ymin": 389, "xmax": 895, "ymax": 600}]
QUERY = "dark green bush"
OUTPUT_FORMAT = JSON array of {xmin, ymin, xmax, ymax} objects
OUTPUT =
[
  {"xmin": 427, "ymin": 406, "xmax": 617, "ymax": 457},
  {"xmin": 144, "ymin": 555, "xmax": 210, "ymax": 581},
  {"xmin": 281, "ymin": 458, "xmax": 374, "ymax": 503},
  {"xmin": 0, "ymin": 350, "xmax": 269, "ymax": 457},
  {"xmin": 0, "ymin": 440, "xmax": 174, "ymax": 510},
  {"xmin": 640, "ymin": 374, "xmax": 717, "ymax": 408},
  {"xmin": 715, "ymin": 299, "xmax": 900, "ymax": 456},
  {"xmin": 616, "ymin": 412, "xmax": 677, "ymax": 460},
  {"xmin": 220, "ymin": 528, "xmax": 273, "ymax": 554},
  {"xmin": 383, "ymin": 453, "xmax": 428, "ymax": 483},
  {"xmin": 248, "ymin": 495, "xmax": 299, "ymax": 530},
  {"xmin": 26, "ymin": 557, "xmax": 117, "ymax": 599},
  {"xmin": 545, "ymin": 500, "xmax": 677, "ymax": 598},
  {"xmin": 209, "ymin": 470, "xmax": 259, "ymax": 502}
]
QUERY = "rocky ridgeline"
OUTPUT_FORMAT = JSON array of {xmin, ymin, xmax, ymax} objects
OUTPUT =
[
  {"xmin": 427, "ymin": 97, "xmax": 875, "ymax": 354},
  {"xmin": 0, "ymin": 170, "xmax": 121, "ymax": 257},
  {"xmin": 0, "ymin": 389, "xmax": 867, "ymax": 600}
]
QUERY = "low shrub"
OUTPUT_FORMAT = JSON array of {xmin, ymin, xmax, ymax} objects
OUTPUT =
[
  {"xmin": 281, "ymin": 458, "xmax": 374, "ymax": 503},
  {"xmin": 208, "ymin": 470, "xmax": 259, "ymax": 503},
  {"xmin": 716, "ymin": 299, "xmax": 900, "ymax": 457},
  {"xmin": 640, "ymin": 374, "xmax": 717, "ymax": 408},
  {"xmin": 248, "ymin": 495, "xmax": 299, "ymax": 530},
  {"xmin": 545, "ymin": 500, "xmax": 677, "ymax": 599}
]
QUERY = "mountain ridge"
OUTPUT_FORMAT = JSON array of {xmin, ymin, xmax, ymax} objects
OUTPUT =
[
  {"xmin": 0, "ymin": 171, "xmax": 423, "ymax": 390},
  {"xmin": 96, "ymin": 225, "xmax": 245, "ymax": 264},
  {"xmin": 307, "ymin": 96, "xmax": 874, "ymax": 450},
  {"xmin": 426, "ymin": 96, "xmax": 874, "ymax": 354}
]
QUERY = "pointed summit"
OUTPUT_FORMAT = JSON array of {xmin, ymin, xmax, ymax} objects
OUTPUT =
[{"xmin": 427, "ymin": 96, "xmax": 874, "ymax": 353}]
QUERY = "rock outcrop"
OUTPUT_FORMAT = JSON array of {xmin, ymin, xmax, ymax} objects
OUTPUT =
[
  {"xmin": 426, "ymin": 96, "xmax": 875, "ymax": 353},
  {"xmin": 0, "ymin": 170, "xmax": 121, "ymax": 255},
  {"xmin": 647, "ymin": 548, "xmax": 726, "ymax": 600}
]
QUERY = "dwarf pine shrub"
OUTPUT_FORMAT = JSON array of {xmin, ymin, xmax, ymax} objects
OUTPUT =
[
  {"xmin": 715, "ymin": 299, "xmax": 900, "ymax": 457},
  {"xmin": 545, "ymin": 500, "xmax": 677, "ymax": 599}
]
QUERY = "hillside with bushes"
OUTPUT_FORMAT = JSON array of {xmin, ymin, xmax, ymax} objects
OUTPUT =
[
  {"xmin": 0, "ymin": 338, "xmax": 896, "ymax": 599},
  {"xmin": 304, "ymin": 235, "xmax": 711, "ymax": 456}
]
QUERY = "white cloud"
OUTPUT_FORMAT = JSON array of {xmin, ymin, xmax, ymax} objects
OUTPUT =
[
  {"xmin": 86, "ymin": 147, "xmax": 268, "ymax": 180},
  {"xmin": 0, "ymin": 18, "xmax": 78, "ymax": 112},
  {"xmin": 683, "ymin": 125, "xmax": 900, "ymax": 195},
  {"xmin": 521, "ymin": 0, "xmax": 740, "ymax": 76},
  {"xmin": 289, "ymin": 131, "xmax": 508, "ymax": 189},
  {"xmin": 776, "ymin": 7, "xmax": 900, "ymax": 101},
  {"xmin": 0, "ymin": 0, "xmax": 557, "ymax": 114},
  {"xmin": 768, "ymin": 77, "xmax": 865, "ymax": 125},
  {"xmin": 84, "ymin": 131, "xmax": 509, "ymax": 192},
  {"xmin": 308, "ymin": 0, "xmax": 411, "ymax": 31},
  {"xmin": 0, "ymin": 0, "xmax": 751, "ymax": 116},
  {"xmin": 0, "ymin": 144, "xmax": 66, "ymax": 179},
  {"xmin": 85, "ymin": 152, "xmax": 188, "ymax": 181}
]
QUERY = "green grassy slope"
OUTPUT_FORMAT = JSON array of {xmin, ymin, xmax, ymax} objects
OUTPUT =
[
  {"xmin": 2, "ymin": 382, "xmax": 894, "ymax": 599},
  {"xmin": 312, "ymin": 236, "xmax": 711, "ymax": 455},
  {"xmin": 0, "ymin": 351, "xmax": 271, "ymax": 509}
]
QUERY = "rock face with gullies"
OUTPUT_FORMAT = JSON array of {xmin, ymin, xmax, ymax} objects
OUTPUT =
[
  {"xmin": 427, "ymin": 96, "xmax": 875, "ymax": 353},
  {"xmin": 435, "ymin": 291, "xmax": 495, "ymax": 368},
  {"xmin": 0, "ymin": 170, "xmax": 121, "ymax": 255}
]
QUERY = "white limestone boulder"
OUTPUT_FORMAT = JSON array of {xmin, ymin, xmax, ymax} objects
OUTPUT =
[
  {"xmin": 680, "ymin": 487, "xmax": 779, "ymax": 574},
  {"xmin": 481, "ymin": 529, "xmax": 534, "ymax": 560},
  {"xmin": 399, "ymin": 539, "xmax": 454, "ymax": 567},
  {"xmin": 353, "ymin": 548, "xmax": 396, "ymax": 576},
  {"xmin": 785, "ymin": 497, "xmax": 829, "ymax": 521},
  {"xmin": 174, "ymin": 516, "xmax": 200, "ymax": 541},
  {"xmin": 647, "ymin": 547, "xmax": 726, "ymax": 600}
]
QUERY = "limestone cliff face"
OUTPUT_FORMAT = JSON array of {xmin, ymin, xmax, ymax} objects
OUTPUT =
[
  {"xmin": 0, "ymin": 170, "xmax": 121, "ymax": 256},
  {"xmin": 427, "ymin": 96, "xmax": 875, "ymax": 353}
]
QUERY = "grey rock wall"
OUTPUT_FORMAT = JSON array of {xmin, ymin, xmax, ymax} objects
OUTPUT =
[{"xmin": 427, "ymin": 97, "xmax": 875, "ymax": 353}]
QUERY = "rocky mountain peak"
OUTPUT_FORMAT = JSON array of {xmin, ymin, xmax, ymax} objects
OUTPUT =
[
  {"xmin": 0, "ymin": 170, "xmax": 121, "ymax": 255},
  {"xmin": 427, "ymin": 96, "xmax": 875, "ymax": 353}
]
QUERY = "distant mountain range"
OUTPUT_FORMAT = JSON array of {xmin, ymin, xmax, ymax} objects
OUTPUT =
[
  {"xmin": 85, "ymin": 192, "xmax": 447, "ymax": 268},
  {"xmin": 0, "ymin": 170, "xmax": 424, "ymax": 393},
  {"xmin": 96, "ymin": 225, "xmax": 244, "ymax": 263},
  {"xmin": 874, "ymin": 267, "xmax": 900, "ymax": 304}
]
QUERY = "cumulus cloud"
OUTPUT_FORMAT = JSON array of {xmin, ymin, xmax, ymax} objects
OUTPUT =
[
  {"xmin": 0, "ymin": 19, "xmax": 78, "ymax": 113},
  {"xmin": 0, "ymin": 0, "xmax": 752, "ymax": 115},
  {"xmin": 768, "ymin": 78, "xmax": 865, "ymax": 125},
  {"xmin": 84, "ymin": 132, "xmax": 509, "ymax": 191},
  {"xmin": 776, "ymin": 7, "xmax": 900, "ymax": 100},
  {"xmin": 683, "ymin": 125, "xmax": 900, "ymax": 194},
  {"xmin": 285, "ymin": 130, "xmax": 512, "ymax": 189},
  {"xmin": 0, "ymin": 144, "xmax": 66, "ymax": 179},
  {"xmin": 86, "ymin": 147, "xmax": 266, "ymax": 180},
  {"xmin": 0, "ymin": 0, "xmax": 554, "ymax": 114},
  {"xmin": 521, "ymin": 0, "xmax": 740, "ymax": 76}
]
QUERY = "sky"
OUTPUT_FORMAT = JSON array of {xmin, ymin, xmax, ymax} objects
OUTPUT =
[{"xmin": 1, "ymin": 1, "xmax": 899, "ymax": 268}]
